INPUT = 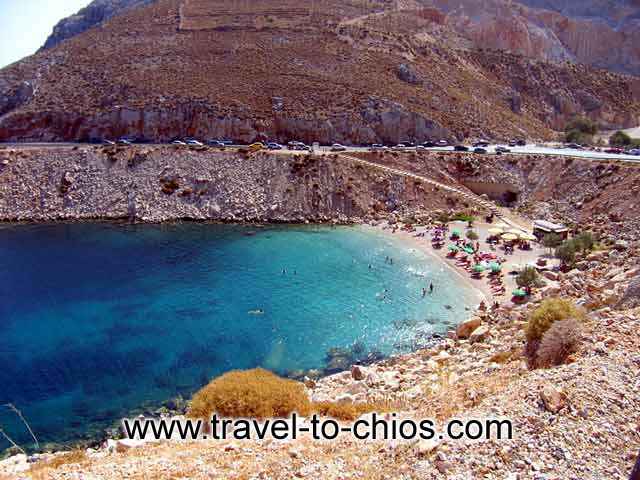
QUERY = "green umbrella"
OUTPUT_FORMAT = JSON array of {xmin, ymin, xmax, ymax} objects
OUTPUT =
[
  {"xmin": 512, "ymin": 289, "xmax": 527, "ymax": 297},
  {"xmin": 464, "ymin": 246, "xmax": 475, "ymax": 255},
  {"xmin": 451, "ymin": 229, "xmax": 461, "ymax": 237},
  {"xmin": 473, "ymin": 264, "xmax": 486, "ymax": 273},
  {"xmin": 489, "ymin": 262, "xmax": 502, "ymax": 273},
  {"xmin": 448, "ymin": 245, "xmax": 460, "ymax": 252}
]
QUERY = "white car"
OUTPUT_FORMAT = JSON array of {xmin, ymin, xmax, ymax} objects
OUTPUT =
[
  {"xmin": 171, "ymin": 140, "xmax": 186, "ymax": 145},
  {"xmin": 186, "ymin": 140, "xmax": 203, "ymax": 146},
  {"xmin": 416, "ymin": 145, "xmax": 426, "ymax": 151},
  {"xmin": 437, "ymin": 140, "xmax": 448, "ymax": 147},
  {"xmin": 392, "ymin": 144, "xmax": 406, "ymax": 150},
  {"xmin": 628, "ymin": 149, "xmax": 640, "ymax": 156},
  {"xmin": 331, "ymin": 143, "xmax": 347, "ymax": 152}
]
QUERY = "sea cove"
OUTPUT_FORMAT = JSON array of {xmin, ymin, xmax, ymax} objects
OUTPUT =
[{"xmin": 0, "ymin": 223, "xmax": 480, "ymax": 449}]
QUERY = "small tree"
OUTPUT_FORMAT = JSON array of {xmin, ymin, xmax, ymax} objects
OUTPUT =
[
  {"xmin": 542, "ymin": 233, "xmax": 563, "ymax": 254},
  {"xmin": 516, "ymin": 266, "xmax": 539, "ymax": 294},
  {"xmin": 466, "ymin": 230, "xmax": 479, "ymax": 241},
  {"xmin": 555, "ymin": 241, "xmax": 577, "ymax": 267},
  {"xmin": 573, "ymin": 232, "xmax": 595, "ymax": 252},
  {"xmin": 609, "ymin": 130, "xmax": 631, "ymax": 147}
]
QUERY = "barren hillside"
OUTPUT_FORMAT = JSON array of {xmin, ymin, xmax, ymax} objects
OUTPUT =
[{"xmin": 1, "ymin": 0, "xmax": 639, "ymax": 144}]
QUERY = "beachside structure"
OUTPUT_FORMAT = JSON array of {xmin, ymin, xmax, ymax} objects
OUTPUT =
[{"xmin": 532, "ymin": 220, "xmax": 569, "ymax": 240}]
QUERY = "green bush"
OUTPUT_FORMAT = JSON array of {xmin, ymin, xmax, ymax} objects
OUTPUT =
[
  {"xmin": 526, "ymin": 299, "xmax": 585, "ymax": 343},
  {"xmin": 609, "ymin": 130, "xmax": 632, "ymax": 147},
  {"xmin": 466, "ymin": 230, "xmax": 479, "ymax": 241},
  {"xmin": 565, "ymin": 116, "xmax": 598, "ymax": 136},
  {"xmin": 572, "ymin": 232, "xmax": 595, "ymax": 252},
  {"xmin": 516, "ymin": 266, "xmax": 540, "ymax": 291},
  {"xmin": 542, "ymin": 233, "xmax": 563, "ymax": 253},
  {"xmin": 565, "ymin": 129, "xmax": 592, "ymax": 145}
]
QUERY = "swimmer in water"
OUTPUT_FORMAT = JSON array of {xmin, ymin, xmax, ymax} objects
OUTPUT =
[{"xmin": 248, "ymin": 309, "xmax": 265, "ymax": 315}]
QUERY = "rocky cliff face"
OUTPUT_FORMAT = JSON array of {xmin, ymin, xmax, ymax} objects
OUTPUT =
[
  {"xmin": 422, "ymin": 0, "xmax": 640, "ymax": 76},
  {"xmin": 0, "ymin": 146, "xmax": 458, "ymax": 223},
  {"xmin": 41, "ymin": 0, "xmax": 154, "ymax": 50}
]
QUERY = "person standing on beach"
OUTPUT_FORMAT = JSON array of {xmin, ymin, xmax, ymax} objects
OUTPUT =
[
  {"xmin": 430, "ymin": 282, "xmax": 434, "ymax": 294},
  {"xmin": 422, "ymin": 288, "xmax": 426, "ymax": 298}
]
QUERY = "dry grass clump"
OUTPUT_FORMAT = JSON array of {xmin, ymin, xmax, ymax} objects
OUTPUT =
[
  {"xmin": 313, "ymin": 401, "xmax": 388, "ymax": 421},
  {"xmin": 30, "ymin": 449, "xmax": 87, "ymax": 477},
  {"xmin": 535, "ymin": 318, "xmax": 582, "ymax": 368},
  {"xmin": 189, "ymin": 368, "xmax": 313, "ymax": 419},
  {"xmin": 525, "ymin": 298, "xmax": 585, "ymax": 367},
  {"xmin": 189, "ymin": 369, "xmax": 391, "ymax": 422}
]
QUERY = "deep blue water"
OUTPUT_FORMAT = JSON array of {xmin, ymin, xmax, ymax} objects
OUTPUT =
[{"xmin": 0, "ymin": 223, "xmax": 480, "ymax": 450}]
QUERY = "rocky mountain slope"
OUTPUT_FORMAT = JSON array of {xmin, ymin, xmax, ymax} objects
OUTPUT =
[
  {"xmin": 423, "ymin": 0, "xmax": 640, "ymax": 76},
  {"xmin": 0, "ymin": 0, "xmax": 639, "ymax": 144},
  {"xmin": 41, "ymin": 0, "xmax": 154, "ymax": 50}
]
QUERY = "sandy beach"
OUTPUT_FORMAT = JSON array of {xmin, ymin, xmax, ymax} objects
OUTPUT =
[{"xmin": 369, "ymin": 218, "xmax": 555, "ymax": 306}]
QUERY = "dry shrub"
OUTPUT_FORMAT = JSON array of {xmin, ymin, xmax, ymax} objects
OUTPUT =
[
  {"xmin": 188, "ymin": 368, "xmax": 312, "ymax": 419},
  {"xmin": 489, "ymin": 347, "xmax": 521, "ymax": 364},
  {"xmin": 30, "ymin": 449, "xmax": 87, "ymax": 476},
  {"xmin": 526, "ymin": 298, "xmax": 585, "ymax": 343},
  {"xmin": 535, "ymin": 318, "xmax": 582, "ymax": 368},
  {"xmin": 189, "ymin": 369, "xmax": 391, "ymax": 422},
  {"xmin": 313, "ymin": 401, "xmax": 389, "ymax": 421}
]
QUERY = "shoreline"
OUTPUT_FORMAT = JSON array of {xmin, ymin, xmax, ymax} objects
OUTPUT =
[{"xmin": 364, "ymin": 222, "xmax": 493, "ymax": 304}]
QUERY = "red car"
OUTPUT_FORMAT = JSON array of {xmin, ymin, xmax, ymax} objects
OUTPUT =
[{"xmin": 605, "ymin": 147, "xmax": 624, "ymax": 154}]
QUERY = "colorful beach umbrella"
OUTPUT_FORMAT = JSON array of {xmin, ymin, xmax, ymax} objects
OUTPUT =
[
  {"xmin": 448, "ymin": 245, "xmax": 460, "ymax": 252},
  {"xmin": 488, "ymin": 227, "xmax": 504, "ymax": 236},
  {"xmin": 520, "ymin": 232, "xmax": 537, "ymax": 241},
  {"xmin": 489, "ymin": 262, "xmax": 502, "ymax": 272},
  {"xmin": 473, "ymin": 264, "xmax": 486, "ymax": 273},
  {"xmin": 502, "ymin": 233, "xmax": 518, "ymax": 241},
  {"xmin": 512, "ymin": 289, "xmax": 527, "ymax": 297},
  {"xmin": 507, "ymin": 229, "xmax": 523, "ymax": 236}
]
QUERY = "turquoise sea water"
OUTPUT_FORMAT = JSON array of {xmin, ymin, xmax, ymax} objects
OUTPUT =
[{"xmin": 0, "ymin": 223, "xmax": 480, "ymax": 450}]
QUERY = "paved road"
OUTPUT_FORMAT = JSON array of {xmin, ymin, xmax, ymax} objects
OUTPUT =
[{"xmin": 1, "ymin": 142, "xmax": 639, "ymax": 163}]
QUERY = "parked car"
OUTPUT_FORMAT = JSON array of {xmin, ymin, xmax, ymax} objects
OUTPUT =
[
  {"xmin": 266, "ymin": 142, "xmax": 283, "ymax": 150},
  {"xmin": 117, "ymin": 138, "xmax": 132, "ymax": 146},
  {"xmin": 473, "ymin": 140, "xmax": 489, "ymax": 148},
  {"xmin": 628, "ymin": 149, "xmax": 640, "ymax": 156},
  {"xmin": 437, "ymin": 139, "xmax": 449, "ymax": 147},
  {"xmin": 422, "ymin": 141, "xmax": 436, "ymax": 148},
  {"xmin": 415, "ymin": 145, "xmax": 426, "ymax": 151},
  {"xmin": 392, "ymin": 144, "xmax": 406, "ymax": 150},
  {"xmin": 331, "ymin": 143, "xmax": 347, "ymax": 152},
  {"xmin": 566, "ymin": 143, "xmax": 583, "ymax": 150},
  {"xmin": 516, "ymin": 139, "xmax": 526, "ymax": 146},
  {"xmin": 508, "ymin": 140, "xmax": 518, "ymax": 147},
  {"xmin": 495, "ymin": 146, "xmax": 511, "ymax": 154},
  {"xmin": 473, "ymin": 147, "xmax": 488, "ymax": 154},
  {"xmin": 454, "ymin": 145, "xmax": 469, "ymax": 152},
  {"xmin": 171, "ymin": 140, "xmax": 186, "ymax": 145},
  {"xmin": 605, "ymin": 147, "xmax": 623, "ymax": 154},
  {"xmin": 370, "ymin": 143, "xmax": 385, "ymax": 150},
  {"xmin": 207, "ymin": 140, "xmax": 226, "ymax": 147},
  {"xmin": 102, "ymin": 139, "xmax": 116, "ymax": 146},
  {"xmin": 186, "ymin": 139, "xmax": 203, "ymax": 146},
  {"xmin": 400, "ymin": 141, "xmax": 415, "ymax": 148}
]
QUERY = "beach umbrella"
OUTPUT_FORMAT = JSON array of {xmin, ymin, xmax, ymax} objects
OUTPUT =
[
  {"xmin": 502, "ymin": 233, "xmax": 518, "ymax": 241},
  {"xmin": 473, "ymin": 264, "xmax": 486, "ymax": 273},
  {"xmin": 507, "ymin": 229, "xmax": 523, "ymax": 236},
  {"xmin": 488, "ymin": 227, "xmax": 504, "ymax": 236},
  {"xmin": 448, "ymin": 245, "xmax": 460, "ymax": 252},
  {"xmin": 494, "ymin": 222, "xmax": 510, "ymax": 229},
  {"xmin": 464, "ymin": 246, "xmax": 475, "ymax": 255},
  {"xmin": 489, "ymin": 262, "xmax": 502, "ymax": 273},
  {"xmin": 451, "ymin": 229, "xmax": 461, "ymax": 237},
  {"xmin": 512, "ymin": 289, "xmax": 527, "ymax": 297},
  {"xmin": 520, "ymin": 232, "xmax": 537, "ymax": 241}
]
